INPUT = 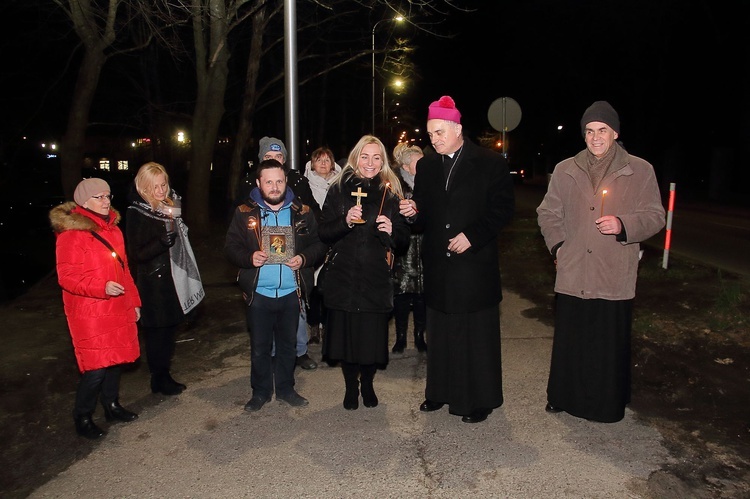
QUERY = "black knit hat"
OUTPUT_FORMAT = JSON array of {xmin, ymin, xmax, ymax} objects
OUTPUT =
[{"xmin": 580, "ymin": 101, "xmax": 620, "ymax": 136}]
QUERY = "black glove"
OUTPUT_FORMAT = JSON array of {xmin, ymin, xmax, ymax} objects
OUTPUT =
[{"xmin": 160, "ymin": 231, "xmax": 177, "ymax": 247}]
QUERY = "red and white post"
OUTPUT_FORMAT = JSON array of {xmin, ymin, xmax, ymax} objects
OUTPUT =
[{"xmin": 662, "ymin": 183, "xmax": 676, "ymax": 269}]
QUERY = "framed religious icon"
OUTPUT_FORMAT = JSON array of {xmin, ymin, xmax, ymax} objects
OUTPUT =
[{"xmin": 262, "ymin": 226, "xmax": 294, "ymax": 264}]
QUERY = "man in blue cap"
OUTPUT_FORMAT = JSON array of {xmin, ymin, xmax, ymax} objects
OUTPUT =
[{"xmin": 237, "ymin": 136, "xmax": 319, "ymax": 370}]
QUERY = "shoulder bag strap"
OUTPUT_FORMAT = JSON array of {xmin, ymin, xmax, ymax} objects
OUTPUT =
[{"xmin": 90, "ymin": 231, "xmax": 124, "ymax": 269}]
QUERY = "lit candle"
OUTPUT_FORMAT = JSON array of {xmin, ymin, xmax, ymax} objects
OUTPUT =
[
  {"xmin": 387, "ymin": 182, "xmax": 418, "ymax": 214},
  {"xmin": 166, "ymin": 208, "xmax": 175, "ymax": 232},
  {"xmin": 600, "ymin": 189, "xmax": 608, "ymax": 218},
  {"xmin": 111, "ymin": 251, "xmax": 120, "ymax": 283},
  {"xmin": 378, "ymin": 182, "xmax": 390, "ymax": 216},
  {"xmin": 386, "ymin": 181, "xmax": 405, "ymax": 201},
  {"xmin": 248, "ymin": 216, "xmax": 262, "ymax": 250}
]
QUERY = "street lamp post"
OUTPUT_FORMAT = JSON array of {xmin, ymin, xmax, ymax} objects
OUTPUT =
[{"xmin": 371, "ymin": 15, "xmax": 404, "ymax": 134}]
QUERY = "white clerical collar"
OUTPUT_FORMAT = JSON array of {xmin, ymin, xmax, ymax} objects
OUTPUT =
[{"xmin": 445, "ymin": 141, "xmax": 465, "ymax": 158}]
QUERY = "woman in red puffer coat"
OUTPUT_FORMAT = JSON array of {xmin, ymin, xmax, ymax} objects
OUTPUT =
[{"xmin": 49, "ymin": 178, "xmax": 141, "ymax": 440}]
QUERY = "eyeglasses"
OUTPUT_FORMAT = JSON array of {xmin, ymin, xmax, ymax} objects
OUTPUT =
[{"xmin": 91, "ymin": 194, "xmax": 114, "ymax": 200}]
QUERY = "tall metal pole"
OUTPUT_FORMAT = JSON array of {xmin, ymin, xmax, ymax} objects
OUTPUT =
[{"xmin": 284, "ymin": 0, "xmax": 299, "ymax": 170}]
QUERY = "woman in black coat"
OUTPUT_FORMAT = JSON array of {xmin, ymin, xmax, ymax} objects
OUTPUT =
[
  {"xmin": 390, "ymin": 143, "xmax": 427, "ymax": 353},
  {"xmin": 319, "ymin": 135, "xmax": 410, "ymax": 410},
  {"xmin": 126, "ymin": 162, "xmax": 204, "ymax": 395}
]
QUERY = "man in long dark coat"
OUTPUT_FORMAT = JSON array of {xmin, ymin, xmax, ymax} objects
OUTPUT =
[
  {"xmin": 537, "ymin": 101, "xmax": 665, "ymax": 423},
  {"xmin": 399, "ymin": 96, "xmax": 515, "ymax": 423}
]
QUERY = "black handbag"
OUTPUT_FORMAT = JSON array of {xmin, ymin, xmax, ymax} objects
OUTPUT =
[{"xmin": 317, "ymin": 248, "xmax": 335, "ymax": 294}]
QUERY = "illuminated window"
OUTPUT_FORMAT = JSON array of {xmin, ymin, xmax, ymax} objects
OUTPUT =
[
  {"xmin": 99, "ymin": 160, "xmax": 110, "ymax": 171},
  {"xmin": 118, "ymin": 161, "xmax": 128, "ymax": 171}
]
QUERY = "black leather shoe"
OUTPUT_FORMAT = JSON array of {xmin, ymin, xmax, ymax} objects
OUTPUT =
[
  {"xmin": 244, "ymin": 395, "xmax": 271, "ymax": 412},
  {"xmin": 74, "ymin": 414, "xmax": 105, "ymax": 439},
  {"xmin": 102, "ymin": 400, "xmax": 138, "ymax": 422},
  {"xmin": 151, "ymin": 374, "xmax": 185, "ymax": 396},
  {"xmin": 277, "ymin": 391, "xmax": 309, "ymax": 407},
  {"xmin": 419, "ymin": 399, "xmax": 444, "ymax": 412},
  {"xmin": 296, "ymin": 354, "xmax": 318, "ymax": 370},
  {"xmin": 391, "ymin": 336, "xmax": 406, "ymax": 354},
  {"xmin": 166, "ymin": 373, "xmax": 187, "ymax": 391},
  {"xmin": 545, "ymin": 402, "xmax": 563, "ymax": 413},
  {"xmin": 461, "ymin": 409, "xmax": 492, "ymax": 423}
]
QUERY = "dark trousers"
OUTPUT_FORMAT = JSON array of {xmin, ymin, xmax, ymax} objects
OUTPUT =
[
  {"xmin": 73, "ymin": 366, "xmax": 121, "ymax": 417},
  {"xmin": 142, "ymin": 325, "xmax": 178, "ymax": 376},
  {"xmin": 306, "ymin": 285, "xmax": 327, "ymax": 326},
  {"xmin": 246, "ymin": 292, "xmax": 300, "ymax": 398},
  {"xmin": 393, "ymin": 292, "xmax": 426, "ymax": 333}
]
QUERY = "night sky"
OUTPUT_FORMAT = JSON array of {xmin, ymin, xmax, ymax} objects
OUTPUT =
[
  {"xmin": 1, "ymin": 1, "xmax": 747, "ymax": 201},
  {"xmin": 0, "ymin": 0, "xmax": 746, "ymax": 301},
  {"xmin": 412, "ymin": 1, "xmax": 747, "ymax": 192}
]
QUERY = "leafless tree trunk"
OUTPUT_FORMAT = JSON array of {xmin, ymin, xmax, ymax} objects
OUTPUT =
[
  {"xmin": 56, "ymin": 0, "xmax": 120, "ymax": 200},
  {"xmin": 227, "ymin": 3, "xmax": 268, "ymax": 205}
]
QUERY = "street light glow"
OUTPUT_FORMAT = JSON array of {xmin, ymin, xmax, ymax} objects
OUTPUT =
[{"xmin": 372, "ymin": 14, "xmax": 406, "ymax": 134}]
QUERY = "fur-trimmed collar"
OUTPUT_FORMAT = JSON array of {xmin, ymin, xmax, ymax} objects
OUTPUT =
[{"xmin": 49, "ymin": 201, "xmax": 121, "ymax": 233}]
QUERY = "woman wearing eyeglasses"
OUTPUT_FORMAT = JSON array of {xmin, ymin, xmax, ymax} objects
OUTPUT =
[
  {"xmin": 126, "ymin": 162, "xmax": 204, "ymax": 396},
  {"xmin": 49, "ymin": 178, "xmax": 141, "ymax": 439}
]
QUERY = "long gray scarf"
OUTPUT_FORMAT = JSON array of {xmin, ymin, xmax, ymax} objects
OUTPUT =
[{"xmin": 130, "ymin": 200, "xmax": 204, "ymax": 314}]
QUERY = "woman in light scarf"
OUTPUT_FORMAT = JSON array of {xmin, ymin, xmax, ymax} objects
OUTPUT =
[
  {"xmin": 303, "ymin": 147, "xmax": 340, "ymax": 344},
  {"xmin": 126, "ymin": 162, "xmax": 204, "ymax": 396}
]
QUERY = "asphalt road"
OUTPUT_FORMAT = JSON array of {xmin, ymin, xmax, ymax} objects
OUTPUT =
[
  {"xmin": 515, "ymin": 182, "xmax": 750, "ymax": 277},
  {"xmin": 18, "ymin": 219, "xmax": 700, "ymax": 499},
  {"xmin": 11, "ymin": 181, "xmax": 748, "ymax": 498},
  {"xmin": 27, "ymin": 290, "xmax": 672, "ymax": 498}
]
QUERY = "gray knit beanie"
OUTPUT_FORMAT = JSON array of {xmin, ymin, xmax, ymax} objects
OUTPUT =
[
  {"xmin": 258, "ymin": 136, "xmax": 287, "ymax": 162},
  {"xmin": 580, "ymin": 101, "xmax": 620, "ymax": 136}
]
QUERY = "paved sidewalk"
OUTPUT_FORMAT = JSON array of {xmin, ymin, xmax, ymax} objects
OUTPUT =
[{"xmin": 29, "ymin": 291, "xmax": 670, "ymax": 498}]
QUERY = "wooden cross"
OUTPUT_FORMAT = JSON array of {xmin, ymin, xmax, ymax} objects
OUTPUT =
[{"xmin": 350, "ymin": 187, "xmax": 368, "ymax": 206}]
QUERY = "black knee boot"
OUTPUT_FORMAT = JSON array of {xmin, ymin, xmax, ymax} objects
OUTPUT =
[
  {"xmin": 392, "ymin": 294, "xmax": 409, "ymax": 353},
  {"xmin": 74, "ymin": 413, "xmax": 105, "ymax": 439},
  {"xmin": 145, "ymin": 326, "xmax": 184, "ymax": 395},
  {"xmin": 151, "ymin": 371, "xmax": 186, "ymax": 396},
  {"xmin": 359, "ymin": 364, "xmax": 378, "ymax": 408},
  {"xmin": 342, "ymin": 362, "xmax": 359, "ymax": 410},
  {"xmin": 414, "ymin": 329, "xmax": 427, "ymax": 353},
  {"xmin": 392, "ymin": 330, "xmax": 407, "ymax": 353},
  {"xmin": 102, "ymin": 399, "xmax": 138, "ymax": 422}
]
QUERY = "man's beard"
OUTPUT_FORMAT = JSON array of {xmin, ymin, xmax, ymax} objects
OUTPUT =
[{"xmin": 262, "ymin": 190, "xmax": 285, "ymax": 206}]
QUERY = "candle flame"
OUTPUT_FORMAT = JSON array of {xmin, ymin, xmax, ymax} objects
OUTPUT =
[
  {"xmin": 602, "ymin": 189, "xmax": 608, "ymax": 195},
  {"xmin": 386, "ymin": 181, "xmax": 405, "ymax": 200}
]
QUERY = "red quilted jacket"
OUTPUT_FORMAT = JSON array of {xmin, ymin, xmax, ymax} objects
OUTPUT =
[{"xmin": 50, "ymin": 202, "xmax": 141, "ymax": 372}]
